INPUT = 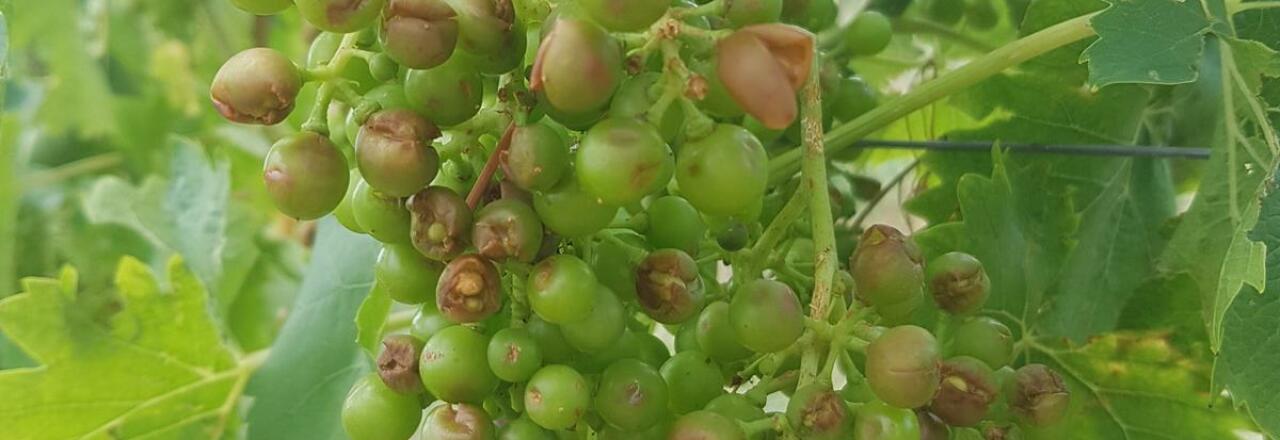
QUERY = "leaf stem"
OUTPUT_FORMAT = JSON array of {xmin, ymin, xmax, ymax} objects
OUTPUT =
[{"xmin": 767, "ymin": 13, "xmax": 1099, "ymax": 183}]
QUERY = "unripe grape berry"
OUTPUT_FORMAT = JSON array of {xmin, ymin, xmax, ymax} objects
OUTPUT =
[
  {"xmin": 786, "ymin": 384, "xmax": 853, "ymax": 440},
  {"xmin": 211, "ymin": 48, "xmax": 301, "ymax": 125},
  {"xmin": 660, "ymin": 351, "xmax": 724, "ymax": 414},
  {"xmin": 410, "ymin": 303, "xmax": 453, "ymax": 341},
  {"xmin": 334, "ymin": 170, "xmax": 366, "ymax": 233},
  {"xmin": 375, "ymin": 243, "xmax": 444, "ymax": 304},
  {"xmin": 696, "ymin": 302, "xmax": 753, "ymax": 362},
  {"xmin": 676, "ymin": 124, "xmax": 769, "ymax": 217},
  {"xmin": 595, "ymin": 359, "xmax": 670, "ymax": 430},
  {"xmin": 528, "ymin": 255, "xmax": 598, "ymax": 324},
  {"xmin": 669, "ymin": 411, "xmax": 747, "ymax": 440},
  {"xmin": 501, "ymin": 123, "xmax": 570, "ymax": 192},
  {"xmin": 262, "ymin": 132, "xmax": 349, "ymax": 220},
  {"xmin": 296, "ymin": 0, "xmax": 386, "ymax": 32},
  {"xmin": 409, "ymin": 186, "xmax": 473, "ymax": 261},
  {"xmin": 531, "ymin": 18, "xmax": 623, "ymax": 116},
  {"xmin": 366, "ymin": 53, "xmax": 400, "ymax": 82},
  {"xmin": 533, "ymin": 177, "xmax": 619, "ymax": 238},
  {"xmin": 404, "ymin": 56, "xmax": 484, "ymax": 127},
  {"xmin": 917, "ymin": 409, "xmax": 950, "ymax": 440},
  {"xmin": 576, "ymin": 117, "xmax": 674, "ymax": 206},
  {"xmin": 844, "ymin": 11, "xmax": 892, "ymax": 56},
  {"xmin": 850, "ymin": 225, "xmax": 924, "ymax": 319},
  {"xmin": 525, "ymin": 365, "xmax": 591, "ymax": 430},
  {"xmin": 420, "ymin": 325, "xmax": 498, "ymax": 403},
  {"xmin": 1008, "ymin": 364, "xmax": 1070, "ymax": 426},
  {"xmin": 724, "ymin": 0, "xmax": 784, "ymax": 27},
  {"xmin": 356, "ymin": 109, "xmax": 441, "ymax": 198},
  {"xmin": 436, "ymin": 254, "xmax": 503, "ymax": 323},
  {"xmin": 705, "ymin": 394, "xmax": 768, "ymax": 437},
  {"xmin": 728, "ymin": 279, "xmax": 804, "ymax": 353},
  {"xmin": 488, "ymin": 327, "xmax": 544, "ymax": 382},
  {"xmin": 381, "ymin": 0, "xmax": 459, "ymax": 69},
  {"xmin": 352, "ymin": 180, "xmax": 413, "ymax": 244},
  {"xmin": 527, "ymin": 315, "xmax": 579, "ymax": 364},
  {"xmin": 930, "ymin": 356, "xmax": 997, "ymax": 426},
  {"xmin": 715, "ymin": 24, "xmax": 814, "ymax": 129},
  {"xmin": 423, "ymin": 403, "xmax": 495, "ymax": 440},
  {"xmin": 831, "ymin": 75, "xmax": 878, "ymax": 122},
  {"xmin": 578, "ymin": 0, "xmax": 668, "ymax": 32},
  {"xmin": 472, "ymin": 198, "xmax": 543, "ymax": 263},
  {"xmin": 852, "ymin": 400, "xmax": 922, "ymax": 440},
  {"xmin": 866, "ymin": 325, "xmax": 941, "ymax": 408},
  {"xmin": 376, "ymin": 334, "xmax": 426, "ymax": 395},
  {"xmin": 610, "ymin": 73, "xmax": 685, "ymax": 144},
  {"xmin": 230, "ymin": 0, "xmax": 291, "ymax": 15},
  {"xmin": 501, "ymin": 416, "xmax": 554, "ymax": 439},
  {"xmin": 983, "ymin": 424, "xmax": 1025, "ymax": 440},
  {"xmin": 635, "ymin": 249, "xmax": 706, "ymax": 324},
  {"xmin": 646, "ymin": 196, "xmax": 707, "ymax": 256},
  {"xmin": 561, "ymin": 284, "xmax": 626, "ymax": 352},
  {"xmin": 450, "ymin": 0, "xmax": 520, "ymax": 58},
  {"xmin": 927, "ymin": 251, "xmax": 991, "ymax": 315},
  {"xmin": 950, "ymin": 317, "xmax": 1014, "ymax": 369},
  {"xmin": 341, "ymin": 373, "xmax": 422, "ymax": 440},
  {"xmin": 927, "ymin": 0, "xmax": 965, "ymax": 24}
]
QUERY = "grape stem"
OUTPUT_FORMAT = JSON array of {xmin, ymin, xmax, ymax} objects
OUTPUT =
[
  {"xmin": 767, "ymin": 12, "xmax": 1099, "ymax": 183},
  {"xmin": 465, "ymin": 123, "xmax": 517, "ymax": 209},
  {"xmin": 798, "ymin": 49, "xmax": 838, "ymax": 388},
  {"xmin": 748, "ymin": 185, "xmax": 809, "ymax": 275}
]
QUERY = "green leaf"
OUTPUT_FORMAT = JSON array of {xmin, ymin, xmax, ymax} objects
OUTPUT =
[
  {"xmin": 245, "ymin": 219, "xmax": 380, "ymax": 440},
  {"xmin": 0, "ymin": 257, "xmax": 257, "ymax": 438},
  {"xmin": 1117, "ymin": 274, "xmax": 1212, "ymax": 358},
  {"xmin": 355, "ymin": 282, "xmax": 392, "ymax": 359},
  {"xmin": 11, "ymin": 0, "xmax": 115, "ymax": 136},
  {"xmin": 1028, "ymin": 332, "xmax": 1256, "ymax": 439},
  {"xmin": 1081, "ymin": 0, "xmax": 1212, "ymax": 87}
]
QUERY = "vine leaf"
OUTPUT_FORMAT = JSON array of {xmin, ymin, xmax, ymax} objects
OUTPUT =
[
  {"xmin": 1028, "ymin": 332, "xmax": 1256, "ymax": 439},
  {"xmin": 245, "ymin": 219, "xmax": 380, "ymax": 440},
  {"xmin": 0, "ymin": 257, "xmax": 253, "ymax": 439},
  {"xmin": 1081, "ymin": 0, "xmax": 1213, "ymax": 87}
]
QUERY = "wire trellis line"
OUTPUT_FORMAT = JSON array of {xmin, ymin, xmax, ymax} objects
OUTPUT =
[{"xmin": 848, "ymin": 139, "xmax": 1211, "ymax": 160}]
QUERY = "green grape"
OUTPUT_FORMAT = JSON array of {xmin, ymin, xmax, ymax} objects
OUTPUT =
[
  {"xmin": 926, "ymin": 252, "xmax": 990, "ymax": 315},
  {"xmin": 500, "ymin": 416, "xmax": 554, "ymax": 440},
  {"xmin": 669, "ymin": 411, "xmax": 746, "ymax": 440},
  {"xmin": 230, "ymin": 0, "xmax": 291, "ymax": 15},
  {"xmin": 927, "ymin": 0, "xmax": 964, "ymax": 24},
  {"xmin": 501, "ymin": 123, "xmax": 571, "ymax": 192},
  {"xmin": 609, "ymin": 73, "xmax": 685, "ymax": 144},
  {"xmin": 367, "ymin": 52, "xmax": 400, "ymax": 82},
  {"xmin": 450, "ymin": 0, "xmax": 520, "ymax": 57},
  {"xmin": 844, "ymin": 11, "xmax": 892, "ymax": 56},
  {"xmin": 713, "ymin": 220, "xmax": 750, "ymax": 252},
  {"xmin": 705, "ymin": 393, "xmax": 766, "ymax": 426},
  {"xmin": 596, "ymin": 359, "xmax": 670, "ymax": 430},
  {"xmin": 533, "ymin": 176, "xmax": 619, "ymax": 238},
  {"xmin": 831, "ymin": 76, "xmax": 878, "ymax": 123},
  {"xmin": 561, "ymin": 284, "xmax": 626, "ymax": 353},
  {"xmin": 579, "ymin": 0, "xmax": 668, "ymax": 31},
  {"xmin": 742, "ymin": 115, "xmax": 786, "ymax": 146},
  {"xmin": 404, "ymin": 55, "xmax": 484, "ymax": 127},
  {"xmin": 693, "ymin": 59, "xmax": 745, "ymax": 118},
  {"xmin": 296, "ymin": 0, "xmax": 386, "ymax": 32},
  {"xmin": 660, "ymin": 351, "xmax": 724, "ymax": 414},
  {"xmin": 865, "ymin": 325, "xmax": 940, "ymax": 408},
  {"xmin": 646, "ymin": 196, "xmax": 706, "ymax": 256},
  {"xmin": 419, "ymin": 325, "xmax": 499, "ymax": 403},
  {"xmin": 590, "ymin": 231, "xmax": 642, "ymax": 302},
  {"xmin": 635, "ymin": 331, "xmax": 673, "ymax": 368},
  {"xmin": 375, "ymin": 243, "xmax": 444, "ymax": 304},
  {"xmin": 674, "ymin": 321, "xmax": 701, "ymax": 353},
  {"xmin": 423, "ymin": 403, "xmax": 495, "ymax": 440},
  {"xmin": 528, "ymin": 255, "xmax": 598, "ymax": 324},
  {"xmin": 724, "ymin": 0, "xmax": 784, "ymax": 27},
  {"xmin": 849, "ymin": 225, "xmax": 924, "ymax": 322},
  {"xmin": 576, "ymin": 117, "xmax": 674, "ymax": 206},
  {"xmin": 335, "ymin": 170, "xmax": 366, "ymax": 234},
  {"xmin": 931, "ymin": 356, "xmax": 997, "ymax": 427},
  {"xmin": 786, "ymin": 384, "xmax": 852, "ymax": 440},
  {"xmin": 728, "ymin": 279, "xmax": 804, "ymax": 354},
  {"xmin": 532, "ymin": 18, "xmax": 622, "ymax": 116},
  {"xmin": 916, "ymin": 410, "xmax": 950, "ymax": 440},
  {"xmin": 211, "ymin": 48, "xmax": 301, "ymax": 125},
  {"xmin": 410, "ymin": 303, "xmax": 455, "ymax": 341},
  {"xmin": 525, "ymin": 365, "xmax": 591, "ymax": 430},
  {"xmin": 696, "ymin": 302, "xmax": 752, "ymax": 363},
  {"xmin": 799, "ymin": 0, "xmax": 836, "ymax": 30},
  {"xmin": 262, "ymin": 132, "xmax": 349, "ymax": 220},
  {"xmin": 381, "ymin": 0, "xmax": 459, "ymax": 69},
  {"xmin": 376, "ymin": 334, "xmax": 426, "ymax": 394},
  {"xmin": 473, "ymin": 199, "xmax": 543, "ymax": 263},
  {"xmin": 341, "ymin": 373, "xmax": 422, "ymax": 440},
  {"xmin": 488, "ymin": 327, "xmax": 544, "ymax": 382},
  {"xmin": 409, "ymin": 186, "xmax": 473, "ymax": 261},
  {"xmin": 1007, "ymin": 364, "xmax": 1070, "ymax": 427},
  {"xmin": 600, "ymin": 420, "xmax": 672, "ymax": 440},
  {"xmin": 356, "ymin": 109, "xmax": 441, "ymax": 198},
  {"xmin": 949, "ymin": 317, "xmax": 1014, "ymax": 369},
  {"xmin": 436, "ymin": 254, "xmax": 503, "ymax": 323},
  {"xmin": 636, "ymin": 249, "xmax": 706, "ymax": 324},
  {"xmin": 676, "ymin": 124, "xmax": 769, "ymax": 217},
  {"xmin": 527, "ymin": 315, "xmax": 580, "ymax": 364},
  {"xmin": 352, "ymin": 179, "xmax": 412, "ymax": 244},
  {"xmin": 966, "ymin": 0, "xmax": 999, "ymax": 29},
  {"xmin": 852, "ymin": 400, "xmax": 921, "ymax": 440},
  {"xmin": 361, "ymin": 82, "xmax": 414, "ymax": 111}
]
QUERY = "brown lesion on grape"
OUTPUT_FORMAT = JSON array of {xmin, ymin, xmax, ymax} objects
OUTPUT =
[
  {"xmin": 326, "ymin": 0, "xmax": 370, "ymax": 24},
  {"xmin": 800, "ymin": 389, "xmax": 847, "ymax": 434},
  {"xmin": 437, "ymin": 254, "xmax": 502, "ymax": 323},
  {"xmin": 635, "ymin": 249, "xmax": 704, "ymax": 323},
  {"xmin": 377, "ymin": 334, "xmax": 426, "ymax": 394}
]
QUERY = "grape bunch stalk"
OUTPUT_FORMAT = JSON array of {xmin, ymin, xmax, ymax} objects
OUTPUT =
[{"xmin": 211, "ymin": 0, "xmax": 1070, "ymax": 438}]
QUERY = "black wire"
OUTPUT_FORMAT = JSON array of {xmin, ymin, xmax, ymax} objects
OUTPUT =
[{"xmin": 850, "ymin": 139, "xmax": 1212, "ymax": 160}]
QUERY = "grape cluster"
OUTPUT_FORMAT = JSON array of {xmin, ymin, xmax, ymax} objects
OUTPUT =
[{"xmin": 213, "ymin": 0, "xmax": 1067, "ymax": 438}]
